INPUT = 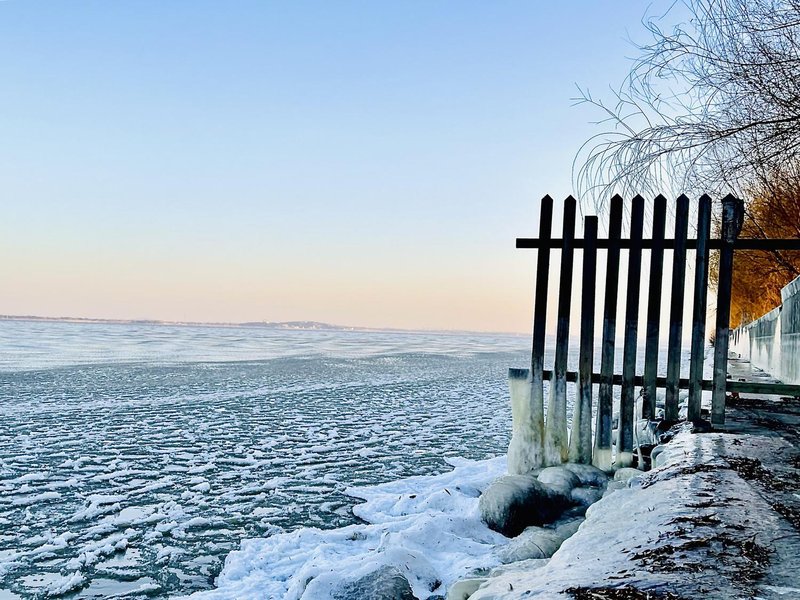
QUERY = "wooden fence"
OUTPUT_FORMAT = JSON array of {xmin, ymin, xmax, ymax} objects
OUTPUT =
[{"xmin": 514, "ymin": 194, "xmax": 800, "ymax": 470}]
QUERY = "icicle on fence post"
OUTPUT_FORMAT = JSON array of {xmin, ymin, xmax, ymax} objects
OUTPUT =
[
  {"xmin": 545, "ymin": 196, "xmax": 576, "ymax": 466},
  {"xmin": 712, "ymin": 195, "xmax": 743, "ymax": 426},
  {"xmin": 642, "ymin": 195, "xmax": 667, "ymax": 420},
  {"xmin": 594, "ymin": 195, "xmax": 623, "ymax": 471},
  {"xmin": 508, "ymin": 196, "xmax": 552, "ymax": 474},
  {"xmin": 664, "ymin": 195, "xmax": 690, "ymax": 422},
  {"xmin": 568, "ymin": 215, "xmax": 598, "ymax": 464},
  {"xmin": 618, "ymin": 195, "xmax": 644, "ymax": 468},
  {"xmin": 507, "ymin": 367, "xmax": 537, "ymax": 474},
  {"xmin": 688, "ymin": 195, "xmax": 712, "ymax": 422}
]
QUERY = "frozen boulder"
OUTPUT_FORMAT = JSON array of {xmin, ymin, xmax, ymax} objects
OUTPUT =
[
  {"xmin": 613, "ymin": 467, "xmax": 643, "ymax": 483},
  {"xmin": 560, "ymin": 463, "xmax": 610, "ymax": 487},
  {"xmin": 570, "ymin": 485, "xmax": 604, "ymax": 506},
  {"xmin": 446, "ymin": 578, "xmax": 485, "ymax": 600},
  {"xmin": 479, "ymin": 474, "xmax": 570, "ymax": 537},
  {"xmin": 602, "ymin": 480, "xmax": 629, "ymax": 496},
  {"xmin": 537, "ymin": 466, "xmax": 581, "ymax": 495},
  {"xmin": 332, "ymin": 566, "xmax": 416, "ymax": 600},
  {"xmin": 497, "ymin": 518, "xmax": 582, "ymax": 563}
]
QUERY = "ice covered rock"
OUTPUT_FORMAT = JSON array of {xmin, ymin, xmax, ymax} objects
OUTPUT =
[
  {"xmin": 478, "ymin": 475, "xmax": 570, "ymax": 537},
  {"xmin": 603, "ymin": 480, "xmax": 629, "ymax": 496},
  {"xmin": 446, "ymin": 578, "xmax": 485, "ymax": 600},
  {"xmin": 570, "ymin": 486, "xmax": 604, "ymax": 506},
  {"xmin": 613, "ymin": 467, "xmax": 643, "ymax": 483},
  {"xmin": 497, "ymin": 518, "xmax": 582, "ymax": 563},
  {"xmin": 537, "ymin": 466, "xmax": 581, "ymax": 495},
  {"xmin": 488, "ymin": 558, "xmax": 549, "ymax": 578},
  {"xmin": 332, "ymin": 566, "xmax": 416, "ymax": 600},
  {"xmin": 560, "ymin": 463, "xmax": 609, "ymax": 487}
]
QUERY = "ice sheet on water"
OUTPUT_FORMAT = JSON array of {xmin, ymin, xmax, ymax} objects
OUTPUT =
[{"xmin": 0, "ymin": 323, "xmax": 525, "ymax": 598}]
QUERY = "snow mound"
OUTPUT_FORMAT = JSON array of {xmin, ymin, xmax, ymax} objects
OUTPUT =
[{"xmin": 186, "ymin": 456, "xmax": 509, "ymax": 600}]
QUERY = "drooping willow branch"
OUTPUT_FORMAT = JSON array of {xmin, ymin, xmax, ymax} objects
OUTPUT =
[{"xmin": 574, "ymin": 0, "xmax": 800, "ymax": 208}]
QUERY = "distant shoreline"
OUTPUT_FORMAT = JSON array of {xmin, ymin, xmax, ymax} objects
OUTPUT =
[{"xmin": 0, "ymin": 314, "xmax": 527, "ymax": 337}]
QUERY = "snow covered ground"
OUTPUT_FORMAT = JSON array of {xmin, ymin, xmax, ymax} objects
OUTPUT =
[{"xmin": 472, "ymin": 423, "xmax": 800, "ymax": 599}]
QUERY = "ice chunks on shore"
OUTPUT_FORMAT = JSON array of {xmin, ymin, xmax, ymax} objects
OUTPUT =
[
  {"xmin": 559, "ymin": 463, "xmax": 609, "ymax": 487},
  {"xmin": 446, "ymin": 578, "xmax": 486, "ymax": 600},
  {"xmin": 537, "ymin": 466, "xmax": 580, "ymax": 495},
  {"xmin": 187, "ymin": 456, "xmax": 509, "ymax": 600},
  {"xmin": 497, "ymin": 518, "xmax": 582, "ymax": 563},
  {"xmin": 331, "ymin": 566, "xmax": 415, "ymax": 600},
  {"xmin": 478, "ymin": 474, "xmax": 570, "ymax": 537},
  {"xmin": 192, "ymin": 452, "xmax": 598, "ymax": 600}
]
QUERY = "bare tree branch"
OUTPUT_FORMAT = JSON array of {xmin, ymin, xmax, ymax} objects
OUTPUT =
[{"xmin": 574, "ymin": 0, "xmax": 800, "ymax": 207}]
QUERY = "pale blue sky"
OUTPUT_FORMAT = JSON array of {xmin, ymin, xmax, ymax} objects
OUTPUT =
[{"xmin": 1, "ymin": 1, "xmax": 676, "ymax": 331}]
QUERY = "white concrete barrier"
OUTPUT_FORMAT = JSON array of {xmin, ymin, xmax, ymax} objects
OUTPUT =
[{"xmin": 731, "ymin": 274, "xmax": 800, "ymax": 385}]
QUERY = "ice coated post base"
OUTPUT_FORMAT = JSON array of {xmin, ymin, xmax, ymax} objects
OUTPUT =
[
  {"xmin": 567, "ymin": 392, "xmax": 592, "ymax": 464},
  {"xmin": 592, "ymin": 447, "xmax": 612, "ymax": 473},
  {"xmin": 543, "ymin": 378, "xmax": 568, "ymax": 466},
  {"xmin": 615, "ymin": 451, "xmax": 634, "ymax": 468},
  {"xmin": 507, "ymin": 368, "xmax": 544, "ymax": 474}
]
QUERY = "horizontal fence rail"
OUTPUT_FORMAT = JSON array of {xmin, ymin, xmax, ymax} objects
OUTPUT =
[
  {"xmin": 516, "ymin": 238, "xmax": 800, "ymax": 250},
  {"xmin": 536, "ymin": 369, "xmax": 800, "ymax": 397}
]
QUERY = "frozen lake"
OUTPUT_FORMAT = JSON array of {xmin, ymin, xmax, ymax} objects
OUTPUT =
[{"xmin": 0, "ymin": 321, "xmax": 528, "ymax": 598}]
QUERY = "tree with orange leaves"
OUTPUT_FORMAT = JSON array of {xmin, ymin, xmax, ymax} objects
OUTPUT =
[{"xmin": 715, "ymin": 171, "xmax": 800, "ymax": 327}]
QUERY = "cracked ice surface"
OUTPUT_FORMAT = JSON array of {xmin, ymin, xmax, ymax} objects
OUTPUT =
[{"xmin": 0, "ymin": 321, "xmax": 526, "ymax": 599}]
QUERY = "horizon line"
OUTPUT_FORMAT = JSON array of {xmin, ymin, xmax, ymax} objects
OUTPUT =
[{"xmin": 0, "ymin": 314, "xmax": 529, "ymax": 338}]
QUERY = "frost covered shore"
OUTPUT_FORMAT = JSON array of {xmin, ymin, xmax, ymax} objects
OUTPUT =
[
  {"xmin": 471, "ymin": 425, "xmax": 800, "ymax": 599},
  {"xmin": 189, "ymin": 406, "xmax": 800, "ymax": 600}
]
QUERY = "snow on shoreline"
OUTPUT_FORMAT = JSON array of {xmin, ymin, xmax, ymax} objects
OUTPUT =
[
  {"xmin": 187, "ymin": 420, "xmax": 800, "ymax": 600},
  {"xmin": 473, "ymin": 429, "xmax": 800, "ymax": 599},
  {"xmin": 185, "ymin": 456, "xmax": 509, "ymax": 600}
]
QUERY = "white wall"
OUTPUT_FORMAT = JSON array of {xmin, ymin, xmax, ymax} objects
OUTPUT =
[{"xmin": 730, "ymin": 274, "xmax": 800, "ymax": 385}]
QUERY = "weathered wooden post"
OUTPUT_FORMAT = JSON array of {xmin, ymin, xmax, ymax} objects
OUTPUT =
[
  {"xmin": 665, "ymin": 195, "xmax": 690, "ymax": 421},
  {"xmin": 712, "ymin": 194, "xmax": 743, "ymax": 426},
  {"xmin": 619, "ymin": 195, "xmax": 644, "ymax": 467},
  {"xmin": 688, "ymin": 195, "xmax": 712, "ymax": 422},
  {"xmin": 545, "ymin": 196, "xmax": 576, "ymax": 465},
  {"xmin": 594, "ymin": 195, "xmax": 622, "ymax": 470},
  {"xmin": 642, "ymin": 195, "xmax": 667, "ymax": 419},
  {"xmin": 568, "ymin": 215, "xmax": 598, "ymax": 464},
  {"xmin": 517, "ymin": 196, "xmax": 553, "ymax": 471}
]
